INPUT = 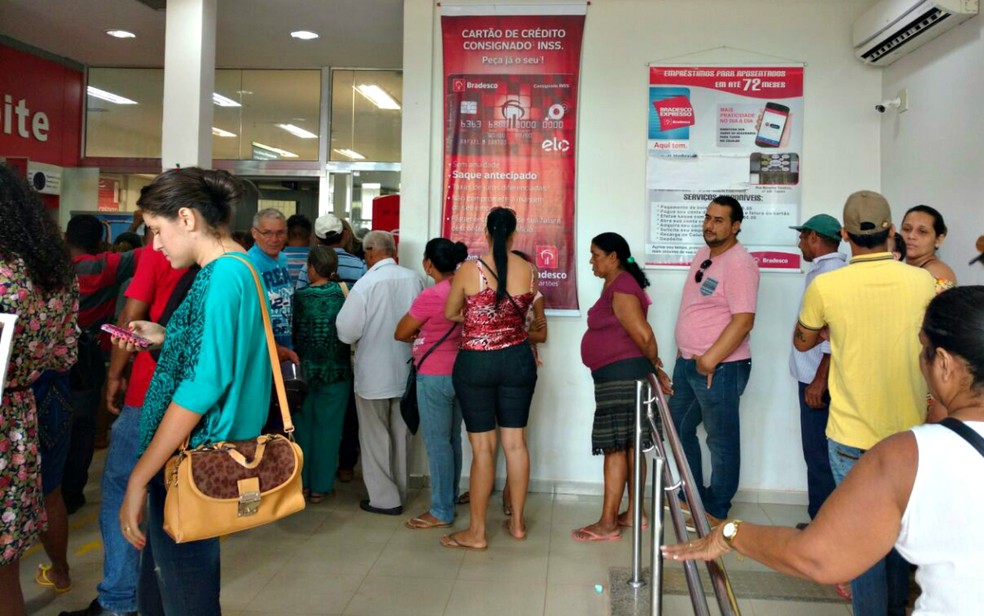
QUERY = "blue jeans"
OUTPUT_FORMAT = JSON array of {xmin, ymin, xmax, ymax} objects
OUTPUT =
[
  {"xmin": 417, "ymin": 375, "xmax": 463, "ymax": 523},
  {"xmin": 798, "ymin": 383, "xmax": 835, "ymax": 519},
  {"xmin": 97, "ymin": 405, "xmax": 142, "ymax": 612},
  {"xmin": 138, "ymin": 473, "xmax": 221, "ymax": 616},
  {"xmin": 669, "ymin": 357, "xmax": 751, "ymax": 520},
  {"xmin": 828, "ymin": 439, "xmax": 909, "ymax": 616}
]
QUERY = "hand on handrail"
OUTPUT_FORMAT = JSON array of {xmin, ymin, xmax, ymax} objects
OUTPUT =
[
  {"xmin": 662, "ymin": 524, "xmax": 731, "ymax": 562},
  {"xmin": 656, "ymin": 366, "xmax": 674, "ymax": 395}
]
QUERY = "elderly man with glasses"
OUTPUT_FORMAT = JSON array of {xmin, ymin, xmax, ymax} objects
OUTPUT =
[
  {"xmin": 669, "ymin": 195, "xmax": 760, "ymax": 529},
  {"xmin": 248, "ymin": 208, "xmax": 298, "ymax": 362}
]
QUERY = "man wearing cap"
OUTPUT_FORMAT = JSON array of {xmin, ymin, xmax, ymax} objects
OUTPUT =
[
  {"xmin": 793, "ymin": 190, "xmax": 937, "ymax": 615},
  {"xmin": 297, "ymin": 213, "xmax": 368, "ymax": 290},
  {"xmin": 787, "ymin": 214, "xmax": 846, "ymax": 526},
  {"xmin": 670, "ymin": 195, "xmax": 760, "ymax": 528}
]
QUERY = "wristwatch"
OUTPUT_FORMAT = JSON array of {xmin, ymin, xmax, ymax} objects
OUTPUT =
[{"xmin": 722, "ymin": 519, "xmax": 742, "ymax": 546}]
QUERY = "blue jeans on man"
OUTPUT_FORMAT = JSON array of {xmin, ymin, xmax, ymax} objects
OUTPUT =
[
  {"xmin": 416, "ymin": 375, "xmax": 463, "ymax": 523},
  {"xmin": 798, "ymin": 383, "xmax": 836, "ymax": 519},
  {"xmin": 828, "ymin": 439, "xmax": 909, "ymax": 616},
  {"xmin": 96, "ymin": 404, "xmax": 142, "ymax": 612},
  {"xmin": 669, "ymin": 357, "xmax": 751, "ymax": 520}
]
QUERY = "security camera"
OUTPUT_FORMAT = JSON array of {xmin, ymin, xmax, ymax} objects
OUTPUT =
[{"xmin": 875, "ymin": 97, "xmax": 901, "ymax": 113}]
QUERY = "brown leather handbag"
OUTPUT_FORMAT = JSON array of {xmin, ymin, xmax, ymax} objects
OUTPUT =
[{"xmin": 162, "ymin": 254, "xmax": 305, "ymax": 543}]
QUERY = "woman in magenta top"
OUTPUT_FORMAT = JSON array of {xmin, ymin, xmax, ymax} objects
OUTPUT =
[
  {"xmin": 395, "ymin": 238, "xmax": 468, "ymax": 529},
  {"xmin": 573, "ymin": 232, "xmax": 672, "ymax": 542},
  {"xmin": 442, "ymin": 207, "xmax": 538, "ymax": 550}
]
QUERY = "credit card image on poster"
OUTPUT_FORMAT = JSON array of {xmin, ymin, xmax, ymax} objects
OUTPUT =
[
  {"xmin": 445, "ymin": 73, "xmax": 575, "ymax": 157},
  {"xmin": 754, "ymin": 102, "xmax": 790, "ymax": 148}
]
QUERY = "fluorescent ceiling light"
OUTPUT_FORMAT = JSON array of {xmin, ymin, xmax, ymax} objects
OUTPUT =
[
  {"xmin": 355, "ymin": 84, "xmax": 401, "ymax": 110},
  {"xmin": 290, "ymin": 30, "xmax": 319, "ymax": 40},
  {"xmin": 276, "ymin": 123, "xmax": 318, "ymax": 139},
  {"xmin": 106, "ymin": 29, "xmax": 136, "ymax": 39},
  {"xmin": 212, "ymin": 127, "xmax": 236, "ymax": 138},
  {"xmin": 87, "ymin": 86, "xmax": 137, "ymax": 105},
  {"xmin": 333, "ymin": 148, "xmax": 365, "ymax": 160},
  {"xmin": 212, "ymin": 93, "xmax": 241, "ymax": 107},
  {"xmin": 252, "ymin": 141, "xmax": 298, "ymax": 158}
]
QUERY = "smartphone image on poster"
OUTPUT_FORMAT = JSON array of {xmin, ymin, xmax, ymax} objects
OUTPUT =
[{"xmin": 755, "ymin": 102, "xmax": 790, "ymax": 148}]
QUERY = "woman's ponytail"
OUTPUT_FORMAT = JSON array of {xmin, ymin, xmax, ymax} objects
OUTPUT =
[{"xmin": 486, "ymin": 208, "xmax": 518, "ymax": 303}]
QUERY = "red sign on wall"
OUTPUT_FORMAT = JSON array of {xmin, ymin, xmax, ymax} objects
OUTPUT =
[
  {"xmin": 0, "ymin": 43, "xmax": 84, "ymax": 168},
  {"xmin": 441, "ymin": 9, "xmax": 585, "ymax": 312}
]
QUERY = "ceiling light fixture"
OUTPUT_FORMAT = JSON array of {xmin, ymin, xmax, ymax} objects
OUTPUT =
[
  {"xmin": 252, "ymin": 141, "xmax": 298, "ymax": 158},
  {"xmin": 276, "ymin": 123, "xmax": 318, "ymax": 139},
  {"xmin": 333, "ymin": 148, "xmax": 366, "ymax": 160},
  {"xmin": 212, "ymin": 93, "xmax": 242, "ymax": 107},
  {"xmin": 355, "ymin": 84, "xmax": 401, "ymax": 110},
  {"xmin": 290, "ymin": 30, "xmax": 319, "ymax": 40},
  {"xmin": 87, "ymin": 86, "xmax": 138, "ymax": 105},
  {"xmin": 106, "ymin": 29, "xmax": 136, "ymax": 39},
  {"xmin": 212, "ymin": 127, "xmax": 237, "ymax": 138}
]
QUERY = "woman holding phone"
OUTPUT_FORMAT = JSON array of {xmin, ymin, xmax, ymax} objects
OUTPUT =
[{"xmin": 112, "ymin": 168, "xmax": 272, "ymax": 615}]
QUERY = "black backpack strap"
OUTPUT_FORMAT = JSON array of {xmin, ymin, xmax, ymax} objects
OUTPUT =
[
  {"xmin": 940, "ymin": 417, "xmax": 984, "ymax": 460},
  {"xmin": 414, "ymin": 323, "xmax": 458, "ymax": 371}
]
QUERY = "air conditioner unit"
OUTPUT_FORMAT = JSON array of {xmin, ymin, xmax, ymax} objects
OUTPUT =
[{"xmin": 852, "ymin": 0, "xmax": 979, "ymax": 66}]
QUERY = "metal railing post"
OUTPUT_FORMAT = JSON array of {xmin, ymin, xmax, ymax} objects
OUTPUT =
[
  {"xmin": 629, "ymin": 379, "xmax": 645, "ymax": 589},
  {"xmin": 651, "ymin": 455, "xmax": 664, "ymax": 615}
]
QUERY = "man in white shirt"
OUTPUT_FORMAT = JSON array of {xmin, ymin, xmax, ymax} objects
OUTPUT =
[
  {"xmin": 787, "ymin": 214, "xmax": 847, "ymax": 525},
  {"xmin": 336, "ymin": 231, "xmax": 423, "ymax": 514}
]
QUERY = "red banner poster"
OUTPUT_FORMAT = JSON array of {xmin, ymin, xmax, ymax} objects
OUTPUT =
[{"xmin": 441, "ymin": 7, "xmax": 585, "ymax": 312}]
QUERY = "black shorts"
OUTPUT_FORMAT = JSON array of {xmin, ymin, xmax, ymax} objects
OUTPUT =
[{"xmin": 452, "ymin": 343, "xmax": 537, "ymax": 433}]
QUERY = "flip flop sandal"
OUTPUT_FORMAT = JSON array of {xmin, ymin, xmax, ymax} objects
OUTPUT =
[
  {"xmin": 35, "ymin": 565, "xmax": 72, "ymax": 593},
  {"xmin": 440, "ymin": 534, "xmax": 487, "ymax": 551},
  {"xmin": 405, "ymin": 515, "xmax": 452, "ymax": 530},
  {"xmin": 570, "ymin": 526, "xmax": 622, "ymax": 542},
  {"xmin": 309, "ymin": 492, "xmax": 326, "ymax": 504}
]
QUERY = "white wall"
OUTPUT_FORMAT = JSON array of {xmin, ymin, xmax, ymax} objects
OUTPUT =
[
  {"xmin": 402, "ymin": 0, "xmax": 882, "ymax": 503},
  {"xmin": 881, "ymin": 13, "xmax": 984, "ymax": 287}
]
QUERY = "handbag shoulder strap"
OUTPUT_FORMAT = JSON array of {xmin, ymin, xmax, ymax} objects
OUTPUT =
[
  {"xmin": 476, "ymin": 258, "xmax": 527, "ymax": 319},
  {"xmin": 940, "ymin": 417, "xmax": 984, "ymax": 460},
  {"xmin": 415, "ymin": 322, "xmax": 458, "ymax": 370},
  {"xmin": 225, "ymin": 253, "xmax": 294, "ymax": 434}
]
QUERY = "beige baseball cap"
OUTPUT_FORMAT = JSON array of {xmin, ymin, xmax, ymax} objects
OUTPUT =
[{"xmin": 843, "ymin": 190, "xmax": 891, "ymax": 236}]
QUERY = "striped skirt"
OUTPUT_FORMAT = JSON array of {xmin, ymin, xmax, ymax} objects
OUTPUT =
[{"xmin": 591, "ymin": 379, "xmax": 660, "ymax": 455}]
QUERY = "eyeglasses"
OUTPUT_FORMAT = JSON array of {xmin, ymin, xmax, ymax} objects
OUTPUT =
[
  {"xmin": 694, "ymin": 259, "xmax": 713, "ymax": 283},
  {"xmin": 253, "ymin": 227, "xmax": 287, "ymax": 239}
]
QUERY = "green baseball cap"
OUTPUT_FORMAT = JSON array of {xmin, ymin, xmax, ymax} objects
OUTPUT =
[{"xmin": 790, "ymin": 214, "xmax": 842, "ymax": 242}]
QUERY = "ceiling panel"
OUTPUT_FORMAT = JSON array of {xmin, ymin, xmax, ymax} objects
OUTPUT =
[{"xmin": 0, "ymin": 0, "xmax": 403, "ymax": 69}]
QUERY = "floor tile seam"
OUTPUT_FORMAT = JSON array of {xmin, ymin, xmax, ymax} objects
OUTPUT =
[{"xmin": 344, "ymin": 531, "xmax": 394, "ymax": 610}]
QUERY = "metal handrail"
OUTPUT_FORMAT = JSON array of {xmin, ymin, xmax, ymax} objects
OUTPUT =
[{"xmin": 626, "ymin": 375, "xmax": 741, "ymax": 616}]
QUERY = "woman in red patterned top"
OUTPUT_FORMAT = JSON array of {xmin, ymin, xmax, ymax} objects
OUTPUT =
[{"xmin": 441, "ymin": 208, "xmax": 538, "ymax": 550}]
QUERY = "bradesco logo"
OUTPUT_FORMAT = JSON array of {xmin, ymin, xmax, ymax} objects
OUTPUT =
[{"xmin": 541, "ymin": 137, "xmax": 570, "ymax": 152}]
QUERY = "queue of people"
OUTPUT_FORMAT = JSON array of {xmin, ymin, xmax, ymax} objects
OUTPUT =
[{"xmin": 1, "ymin": 160, "xmax": 978, "ymax": 615}]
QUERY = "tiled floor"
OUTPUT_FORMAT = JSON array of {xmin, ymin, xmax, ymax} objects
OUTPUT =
[{"xmin": 20, "ymin": 454, "xmax": 853, "ymax": 615}]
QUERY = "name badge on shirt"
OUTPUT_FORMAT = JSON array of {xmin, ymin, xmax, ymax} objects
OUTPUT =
[{"xmin": 699, "ymin": 277, "xmax": 718, "ymax": 296}]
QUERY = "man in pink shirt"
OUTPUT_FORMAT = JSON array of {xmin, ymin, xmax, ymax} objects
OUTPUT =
[{"xmin": 669, "ymin": 196, "xmax": 760, "ymax": 526}]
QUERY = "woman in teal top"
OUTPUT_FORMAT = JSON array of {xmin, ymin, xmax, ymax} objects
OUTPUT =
[
  {"xmin": 112, "ymin": 168, "xmax": 271, "ymax": 616},
  {"xmin": 293, "ymin": 246, "xmax": 351, "ymax": 502}
]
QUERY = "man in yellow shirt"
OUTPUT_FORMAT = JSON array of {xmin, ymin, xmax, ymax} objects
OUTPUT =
[{"xmin": 793, "ymin": 190, "xmax": 937, "ymax": 616}]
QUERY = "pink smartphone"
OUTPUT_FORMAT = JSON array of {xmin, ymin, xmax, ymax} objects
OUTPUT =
[{"xmin": 100, "ymin": 323, "xmax": 151, "ymax": 349}]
